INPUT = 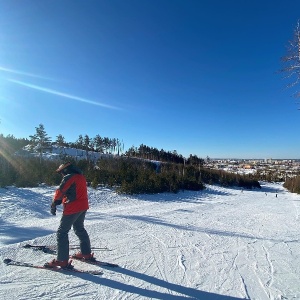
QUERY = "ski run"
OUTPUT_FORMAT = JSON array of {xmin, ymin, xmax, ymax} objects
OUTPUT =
[{"xmin": 0, "ymin": 182, "xmax": 300, "ymax": 299}]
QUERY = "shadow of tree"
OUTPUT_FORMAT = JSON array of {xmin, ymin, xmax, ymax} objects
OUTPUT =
[
  {"xmin": 130, "ymin": 188, "xmax": 234, "ymax": 204},
  {"xmin": 67, "ymin": 266, "xmax": 244, "ymax": 300},
  {"xmin": 114, "ymin": 214, "xmax": 291, "ymax": 243},
  {"xmin": 0, "ymin": 186, "xmax": 52, "ymax": 218},
  {"xmin": 0, "ymin": 218, "xmax": 54, "ymax": 245}
]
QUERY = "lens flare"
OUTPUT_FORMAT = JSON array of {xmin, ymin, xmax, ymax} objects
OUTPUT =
[{"xmin": 0, "ymin": 138, "xmax": 21, "ymax": 171}]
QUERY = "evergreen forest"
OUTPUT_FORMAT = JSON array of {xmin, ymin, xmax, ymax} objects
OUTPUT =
[{"xmin": 0, "ymin": 124, "xmax": 264, "ymax": 194}]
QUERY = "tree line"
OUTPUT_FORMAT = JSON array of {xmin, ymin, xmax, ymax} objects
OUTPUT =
[
  {"xmin": 283, "ymin": 177, "xmax": 300, "ymax": 194},
  {"xmin": 27, "ymin": 124, "xmax": 204, "ymax": 166},
  {"xmin": 26, "ymin": 124, "xmax": 124, "ymax": 156},
  {"xmin": 126, "ymin": 144, "xmax": 204, "ymax": 165},
  {"xmin": 0, "ymin": 125, "xmax": 261, "ymax": 194}
]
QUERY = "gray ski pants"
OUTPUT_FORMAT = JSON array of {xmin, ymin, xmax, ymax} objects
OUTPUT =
[{"xmin": 56, "ymin": 210, "xmax": 91, "ymax": 261}]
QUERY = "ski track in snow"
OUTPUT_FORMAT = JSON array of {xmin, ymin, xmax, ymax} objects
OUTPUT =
[{"xmin": 0, "ymin": 182, "xmax": 300, "ymax": 299}]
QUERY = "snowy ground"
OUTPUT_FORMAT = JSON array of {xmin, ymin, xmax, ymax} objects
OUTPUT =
[{"xmin": 0, "ymin": 182, "xmax": 299, "ymax": 300}]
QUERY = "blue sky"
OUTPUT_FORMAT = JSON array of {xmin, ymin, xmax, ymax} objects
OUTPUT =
[{"xmin": 1, "ymin": 0, "xmax": 300, "ymax": 159}]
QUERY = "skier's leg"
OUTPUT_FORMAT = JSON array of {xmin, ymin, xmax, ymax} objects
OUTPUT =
[
  {"xmin": 56, "ymin": 213, "xmax": 78, "ymax": 261},
  {"xmin": 73, "ymin": 210, "xmax": 91, "ymax": 255}
]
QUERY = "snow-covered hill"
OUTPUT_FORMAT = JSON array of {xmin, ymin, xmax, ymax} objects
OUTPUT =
[
  {"xmin": 19, "ymin": 144, "xmax": 115, "ymax": 161},
  {"xmin": 0, "ymin": 182, "xmax": 299, "ymax": 299}
]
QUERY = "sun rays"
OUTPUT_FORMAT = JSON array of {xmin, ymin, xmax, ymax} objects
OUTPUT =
[{"xmin": 0, "ymin": 138, "xmax": 21, "ymax": 170}]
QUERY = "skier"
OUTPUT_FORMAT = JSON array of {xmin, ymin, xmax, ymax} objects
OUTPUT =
[{"xmin": 45, "ymin": 162, "xmax": 92, "ymax": 268}]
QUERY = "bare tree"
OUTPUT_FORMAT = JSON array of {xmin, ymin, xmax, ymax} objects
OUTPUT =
[{"xmin": 281, "ymin": 20, "xmax": 300, "ymax": 97}]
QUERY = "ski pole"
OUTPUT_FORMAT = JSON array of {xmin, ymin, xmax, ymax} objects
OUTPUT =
[
  {"xmin": 69, "ymin": 245, "xmax": 112, "ymax": 251},
  {"xmin": 23, "ymin": 244, "xmax": 112, "ymax": 251}
]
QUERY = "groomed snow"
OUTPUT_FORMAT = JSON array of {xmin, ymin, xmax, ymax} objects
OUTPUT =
[{"xmin": 0, "ymin": 182, "xmax": 299, "ymax": 299}]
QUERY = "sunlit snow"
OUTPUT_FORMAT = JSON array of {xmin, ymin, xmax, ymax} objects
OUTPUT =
[{"xmin": 0, "ymin": 181, "xmax": 299, "ymax": 299}]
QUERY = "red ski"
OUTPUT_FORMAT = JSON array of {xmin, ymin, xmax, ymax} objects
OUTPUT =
[
  {"xmin": 3, "ymin": 258, "xmax": 103, "ymax": 275},
  {"xmin": 70, "ymin": 255, "xmax": 119, "ymax": 268}
]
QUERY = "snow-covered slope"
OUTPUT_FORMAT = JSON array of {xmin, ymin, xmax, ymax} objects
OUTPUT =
[
  {"xmin": 0, "ymin": 182, "xmax": 299, "ymax": 299},
  {"xmin": 21, "ymin": 144, "xmax": 115, "ymax": 161}
]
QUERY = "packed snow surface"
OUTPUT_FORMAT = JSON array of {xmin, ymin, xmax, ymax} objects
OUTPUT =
[{"xmin": 0, "ymin": 182, "xmax": 299, "ymax": 300}]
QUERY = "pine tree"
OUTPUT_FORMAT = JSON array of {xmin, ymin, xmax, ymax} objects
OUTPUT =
[
  {"xmin": 56, "ymin": 134, "xmax": 66, "ymax": 146},
  {"xmin": 29, "ymin": 124, "xmax": 52, "ymax": 163},
  {"xmin": 84, "ymin": 134, "xmax": 91, "ymax": 159},
  {"xmin": 93, "ymin": 134, "xmax": 104, "ymax": 153}
]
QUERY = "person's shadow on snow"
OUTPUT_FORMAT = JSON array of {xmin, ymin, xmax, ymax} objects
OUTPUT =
[{"xmin": 71, "ymin": 266, "xmax": 244, "ymax": 300}]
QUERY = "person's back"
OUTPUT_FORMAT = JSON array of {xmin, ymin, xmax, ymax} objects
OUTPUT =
[
  {"xmin": 45, "ymin": 162, "xmax": 92, "ymax": 268},
  {"xmin": 59, "ymin": 172, "xmax": 89, "ymax": 215}
]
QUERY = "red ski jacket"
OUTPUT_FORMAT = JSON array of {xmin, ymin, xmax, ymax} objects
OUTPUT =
[{"xmin": 53, "ymin": 173, "xmax": 89, "ymax": 215}]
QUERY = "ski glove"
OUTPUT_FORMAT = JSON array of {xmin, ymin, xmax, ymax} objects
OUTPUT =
[
  {"xmin": 50, "ymin": 203, "xmax": 56, "ymax": 215},
  {"xmin": 50, "ymin": 199, "xmax": 62, "ymax": 215}
]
